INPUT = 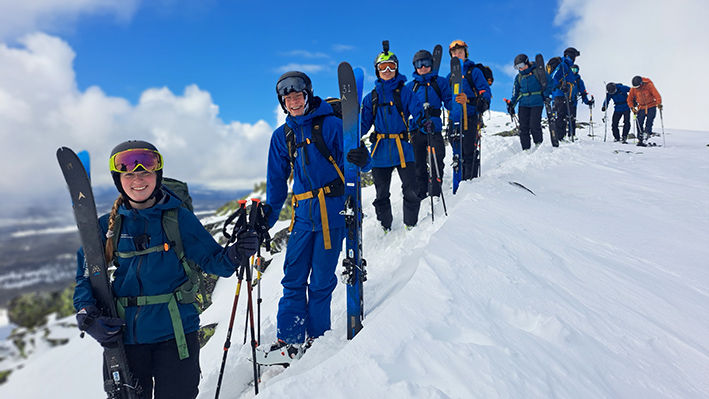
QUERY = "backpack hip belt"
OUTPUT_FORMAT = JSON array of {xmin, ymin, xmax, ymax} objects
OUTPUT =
[
  {"xmin": 289, "ymin": 176, "xmax": 344, "ymax": 250},
  {"xmin": 370, "ymin": 131, "xmax": 408, "ymax": 168}
]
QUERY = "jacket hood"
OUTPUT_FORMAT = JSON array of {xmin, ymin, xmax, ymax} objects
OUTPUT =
[{"xmin": 285, "ymin": 96, "xmax": 331, "ymax": 129}]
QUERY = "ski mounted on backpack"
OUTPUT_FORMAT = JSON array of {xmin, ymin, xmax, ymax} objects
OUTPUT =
[
  {"xmin": 338, "ymin": 61, "xmax": 367, "ymax": 340},
  {"xmin": 535, "ymin": 54, "xmax": 558, "ymax": 147},
  {"xmin": 56, "ymin": 147, "xmax": 141, "ymax": 399}
]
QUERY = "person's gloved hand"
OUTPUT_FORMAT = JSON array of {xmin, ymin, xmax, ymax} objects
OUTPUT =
[
  {"xmin": 632, "ymin": 107, "xmax": 638, "ymax": 114},
  {"xmin": 561, "ymin": 84, "xmax": 570, "ymax": 93},
  {"xmin": 657, "ymin": 104, "xmax": 663, "ymax": 110},
  {"xmin": 346, "ymin": 142, "xmax": 369, "ymax": 167},
  {"xmin": 601, "ymin": 106, "xmax": 606, "ymax": 112},
  {"xmin": 227, "ymin": 229, "xmax": 259, "ymax": 266},
  {"xmin": 423, "ymin": 119, "xmax": 434, "ymax": 134},
  {"xmin": 76, "ymin": 305, "xmax": 125, "ymax": 345},
  {"xmin": 455, "ymin": 92, "xmax": 468, "ymax": 105}
]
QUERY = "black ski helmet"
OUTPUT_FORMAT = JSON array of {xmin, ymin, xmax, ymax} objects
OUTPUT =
[
  {"xmin": 412, "ymin": 50, "xmax": 433, "ymax": 65},
  {"xmin": 632, "ymin": 75, "xmax": 643, "ymax": 88},
  {"xmin": 563, "ymin": 47, "xmax": 580, "ymax": 61},
  {"xmin": 514, "ymin": 54, "xmax": 529, "ymax": 68},
  {"xmin": 374, "ymin": 51, "xmax": 399, "ymax": 78},
  {"xmin": 109, "ymin": 140, "xmax": 163, "ymax": 203},
  {"xmin": 276, "ymin": 71, "xmax": 313, "ymax": 114},
  {"xmin": 606, "ymin": 82, "xmax": 617, "ymax": 94}
]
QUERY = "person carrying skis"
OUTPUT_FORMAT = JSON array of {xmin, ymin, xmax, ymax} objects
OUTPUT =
[
  {"xmin": 603, "ymin": 82, "xmax": 632, "ymax": 143},
  {"xmin": 550, "ymin": 47, "xmax": 581, "ymax": 141},
  {"xmin": 627, "ymin": 75, "xmax": 662, "ymax": 147},
  {"xmin": 569, "ymin": 64, "xmax": 594, "ymax": 137},
  {"xmin": 361, "ymin": 47, "xmax": 424, "ymax": 231},
  {"xmin": 258, "ymin": 71, "xmax": 370, "ymax": 365},
  {"xmin": 406, "ymin": 49, "xmax": 453, "ymax": 198},
  {"xmin": 446, "ymin": 40, "xmax": 491, "ymax": 179},
  {"xmin": 506, "ymin": 53, "xmax": 552, "ymax": 150},
  {"xmin": 73, "ymin": 140, "xmax": 259, "ymax": 399}
]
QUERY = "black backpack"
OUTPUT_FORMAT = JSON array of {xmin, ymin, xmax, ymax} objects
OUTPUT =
[{"xmin": 546, "ymin": 57, "xmax": 562, "ymax": 76}]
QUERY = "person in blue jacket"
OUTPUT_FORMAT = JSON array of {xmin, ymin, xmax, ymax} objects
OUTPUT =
[
  {"xmin": 507, "ymin": 54, "xmax": 553, "ymax": 150},
  {"xmin": 568, "ymin": 64, "xmax": 594, "ymax": 138},
  {"xmin": 258, "ymin": 71, "xmax": 370, "ymax": 365},
  {"xmin": 73, "ymin": 140, "xmax": 258, "ymax": 399},
  {"xmin": 406, "ymin": 49, "xmax": 453, "ymax": 198},
  {"xmin": 446, "ymin": 40, "xmax": 492, "ymax": 179},
  {"xmin": 602, "ymin": 82, "xmax": 631, "ymax": 143},
  {"xmin": 361, "ymin": 48, "xmax": 424, "ymax": 231},
  {"xmin": 550, "ymin": 47, "xmax": 581, "ymax": 141}
]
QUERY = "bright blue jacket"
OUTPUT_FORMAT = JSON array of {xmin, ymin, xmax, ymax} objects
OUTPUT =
[
  {"xmin": 603, "ymin": 84, "xmax": 630, "ymax": 112},
  {"xmin": 406, "ymin": 72, "xmax": 453, "ymax": 133},
  {"xmin": 570, "ymin": 72, "xmax": 592, "ymax": 106},
  {"xmin": 361, "ymin": 74, "xmax": 424, "ymax": 168},
  {"xmin": 73, "ymin": 189, "xmax": 235, "ymax": 345},
  {"xmin": 267, "ymin": 97, "xmax": 362, "ymax": 230},
  {"xmin": 445, "ymin": 59, "xmax": 492, "ymax": 123},
  {"xmin": 510, "ymin": 62, "xmax": 552, "ymax": 108},
  {"xmin": 551, "ymin": 56, "xmax": 575, "ymax": 99}
]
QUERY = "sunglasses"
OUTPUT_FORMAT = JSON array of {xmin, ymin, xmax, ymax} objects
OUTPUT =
[
  {"xmin": 276, "ymin": 76, "xmax": 308, "ymax": 97},
  {"xmin": 414, "ymin": 58, "xmax": 433, "ymax": 69},
  {"xmin": 377, "ymin": 61, "xmax": 397, "ymax": 72},
  {"xmin": 110, "ymin": 148, "xmax": 164, "ymax": 173}
]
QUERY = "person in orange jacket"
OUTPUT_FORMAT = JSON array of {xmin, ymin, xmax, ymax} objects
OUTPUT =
[{"xmin": 627, "ymin": 76, "xmax": 662, "ymax": 146}]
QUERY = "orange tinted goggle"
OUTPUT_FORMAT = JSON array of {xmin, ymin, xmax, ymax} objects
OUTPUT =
[
  {"xmin": 109, "ymin": 148, "xmax": 164, "ymax": 173},
  {"xmin": 377, "ymin": 61, "xmax": 397, "ymax": 72}
]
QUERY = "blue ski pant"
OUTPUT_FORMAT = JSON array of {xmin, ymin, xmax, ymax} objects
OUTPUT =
[
  {"xmin": 277, "ymin": 227, "xmax": 345, "ymax": 344},
  {"xmin": 637, "ymin": 107, "xmax": 657, "ymax": 139}
]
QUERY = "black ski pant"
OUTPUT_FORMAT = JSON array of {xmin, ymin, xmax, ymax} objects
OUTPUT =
[
  {"xmin": 611, "ymin": 109, "xmax": 631, "ymax": 141},
  {"xmin": 637, "ymin": 107, "xmax": 657, "ymax": 141},
  {"xmin": 554, "ymin": 96, "xmax": 577, "ymax": 140},
  {"xmin": 410, "ymin": 129, "xmax": 445, "ymax": 198},
  {"xmin": 106, "ymin": 331, "xmax": 201, "ymax": 399},
  {"xmin": 518, "ymin": 106, "xmax": 544, "ymax": 150},
  {"xmin": 372, "ymin": 162, "xmax": 420, "ymax": 229}
]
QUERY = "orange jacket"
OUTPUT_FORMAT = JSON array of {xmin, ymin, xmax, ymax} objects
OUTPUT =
[{"xmin": 627, "ymin": 77, "xmax": 662, "ymax": 110}]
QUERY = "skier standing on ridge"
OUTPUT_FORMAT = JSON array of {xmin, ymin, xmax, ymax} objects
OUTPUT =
[
  {"xmin": 569, "ymin": 64, "xmax": 594, "ymax": 138},
  {"xmin": 627, "ymin": 75, "xmax": 662, "ymax": 147},
  {"xmin": 73, "ymin": 140, "xmax": 258, "ymax": 398},
  {"xmin": 602, "ymin": 82, "xmax": 632, "ymax": 143},
  {"xmin": 506, "ymin": 53, "xmax": 552, "ymax": 150},
  {"xmin": 257, "ymin": 71, "xmax": 370, "ymax": 365}
]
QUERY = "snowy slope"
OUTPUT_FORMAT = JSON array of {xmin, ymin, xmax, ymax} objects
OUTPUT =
[{"xmin": 1, "ymin": 111, "xmax": 707, "ymax": 399}]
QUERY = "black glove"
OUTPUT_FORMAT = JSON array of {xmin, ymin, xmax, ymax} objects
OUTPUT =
[
  {"xmin": 505, "ymin": 100, "xmax": 515, "ymax": 115},
  {"xmin": 77, "ymin": 305, "xmax": 125, "ymax": 345},
  {"xmin": 561, "ymin": 84, "xmax": 570, "ymax": 93},
  {"xmin": 346, "ymin": 142, "xmax": 369, "ymax": 168},
  {"xmin": 423, "ymin": 119, "xmax": 434, "ymax": 134},
  {"xmin": 476, "ymin": 98, "xmax": 490, "ymax": 114},
  {"xmin": 227, "ymin": 229, "xmax": 259, "ymax": 266},
  {"xmin": 601, "ymin": 106, "xmax": 606, "ymax": 112},
  {"xmin": 258, "ymin": 203, "xmax": 273, "ymax": 230}
]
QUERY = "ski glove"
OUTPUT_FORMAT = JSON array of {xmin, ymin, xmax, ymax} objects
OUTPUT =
[
  {"xmin": 76, "ymin": 305, "xmax": 125, "ymax": 345},
  {"xmin": 227, "ymin": 229, "xmax": 259, "ymax": 266},
  {"xmin": 657, "ymin": 104, "xmax": 663, "ymax": 110},
  {"xmin": 423, "ymin": 119, "xmax": 434, "ymax": 134},
  {"xmin": 601, "ymin": 106, "xmax": 606, "ymax": 112},
  {"xmin": 347, "ymin": 142, "xmax": 370, "ymax": 168},
  {"xmin": 476, "ymin": 98, "xmax": 490, "ymax": 114}
]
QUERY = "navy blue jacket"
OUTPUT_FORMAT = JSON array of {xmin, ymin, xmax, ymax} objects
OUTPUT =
[
  {"xmin": 603, "ymin": 84, "xmax": 630, "ymax": 112},
  {"xmin": 406, "ymin": 72, "xmax": 453, "ymax": 133},
  {"xmin": 361, "ymin": 74, "xmax": 424, "ymax": 168},
  {"xmin": 445, "ymin": 59, "xmax": 492, "ymax": 123},
  {"xmin": 74, "ymin": 189, "xmax": 235, "ymax": 345},
  {"xmin": 510, "ymin": 62, "xmax": 552, "ymax": 108},
  {"xmin": 551, "ymin": 56, "xmax": 575, "ymax": 99}
]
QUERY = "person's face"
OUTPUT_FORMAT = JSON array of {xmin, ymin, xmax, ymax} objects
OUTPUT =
[
  {"xmin": 120, "ymin": 170, "xmax": 156, "ymax": 207},
  {"xmin": 377, "ymin": 62, "xmax": 397, "ymax": 81},
  {"xmin": 283, "ymin": 91, "xmax": 306, "ymax": 116},
  {"xmin": 416, "ymin": 65, "xmax": 432, "ymax": 75},
  {"xmin": 518, "ymin": 64, "xmax": 529, "ymax": 71},
  {"xmin": 451, "ymin": 47, "xmax": 466, "ymax": 60}
]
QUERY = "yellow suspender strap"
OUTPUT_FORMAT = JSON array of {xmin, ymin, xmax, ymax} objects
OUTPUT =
[
  {"xmin": 291, "ymin": 188, "xmax": 332, "ymax": 250},
  {"xmin": 371, "ymin": 133, "xmax": 407, "ymax": 168}
]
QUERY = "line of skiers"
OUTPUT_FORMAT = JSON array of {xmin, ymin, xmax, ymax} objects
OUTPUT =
[{"xmin": 72, "ymin": 40, "xmax": 663, "ymax": 399}]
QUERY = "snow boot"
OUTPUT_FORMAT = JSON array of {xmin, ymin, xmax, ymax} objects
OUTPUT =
[{"xmin": 255, "ymin": 339, "xmax": 304, "ymax": 367}]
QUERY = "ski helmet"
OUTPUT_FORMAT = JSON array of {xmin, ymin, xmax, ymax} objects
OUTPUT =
[
  {"xmin": 449, "ymin": 40, "xmax": 468, "ymax": 58},
  {"xmin": 571, "ymin": 64, "xmax": 580, "ymax": 73},
  {"xmin": 109, "ymin": 140, "xmax": 163, "ymax": 203},
  {"xmin": 412, "ymin": 50, "xmax": 434, "ymax": 69},
  {"xmin": 513, "ymin": 54, "xmax": 529, "ymax": 69},
  {"xmin": 563, "ymin": 47, "xmax": 580, "ymax": 61},
  {"xmin": 606, "ymin": 82, "xmax": 617, "ymax": 94},
  {"xmin": 276, "ymin": 71, "xmax": 313, "ymax": 114},
  {"xmin": 631, "ymin": 75, "xmax": 643, "ymax": 88},
  {"xmin": 374, "ymin": 51, "xmax": 399, "ymax": 78}
]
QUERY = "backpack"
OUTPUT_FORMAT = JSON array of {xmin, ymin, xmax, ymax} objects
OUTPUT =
[
  {"xmin": 546, "ymin": 56, "xmax": 562, "ymax": 76},
  {"xmin": 111, "ymin": 177, "xmax": 207, "ymax": 360},
  {"xmin": 283, "ymin": 98, "xmax": 344, "ymax": 182},
  {"xmin": 369, "ymin": 80, "xmax": 410, "ymax": 140},
  {"xmin": 412, "ymin": 79, "xmax": 443, "ymax": 105},
  {"xmin": 449, "ymin": 63, "xmax": 493, "ymax": 113}
]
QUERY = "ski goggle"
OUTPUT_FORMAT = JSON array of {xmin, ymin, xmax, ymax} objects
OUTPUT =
[
  {"xmin": 515, "ymin": 62, "xmax": 527, "ymax": 70},
  {"xmin": 571, "ymin": 66, "xmax": 579, "ymax": 73},
  {"xmin": 109, "ymin": 148, "xmax": 164, "ymax": 173},
  {"xmin": 377, "ymin": 61, "xmax": 397, "ymax": 72},
  {"xmin": 414, "ymin": 58, "xmax": 433, "ymax": 69},
  {"xmin": 276, "ymin": 76, "xmax": 308, "ymax": 97}
]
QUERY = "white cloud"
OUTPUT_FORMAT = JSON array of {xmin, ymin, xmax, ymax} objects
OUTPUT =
[
  {"xmin": 275, "ymin": 63, "xmax": 328, "ymax": 74},
  {"xmin": 0, "ymin": 33, "xmax": 272, "ymax": 209},
  {"xmin": 0, "ymin": 0, "xmax": 139, "ymax": 41},
  {"xmin": 281, "ymin": 50, "xmax": 329, "ymax": 59},
  {"xmin": 556, "ymin": 0, "xmax": 707, "ymax": 131}
]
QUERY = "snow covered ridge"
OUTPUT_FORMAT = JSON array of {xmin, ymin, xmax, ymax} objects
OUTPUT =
[{"xmin": 1, "ymin": 113, "xmax": 708, "ymax": 398}]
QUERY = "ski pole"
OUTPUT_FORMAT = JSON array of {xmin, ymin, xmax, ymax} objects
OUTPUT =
[
  {"xmin": 603, "ymin": 105, "xmax": 608, "ymax": 142},
  {"xmin": 659, "ymin": 107, "xmax": 666, "ymax": 146},
  {"xmin": 423, "ymin": 103, "xmax": 435, "ymax": 222},
  {"xmin": 589, "ymin": 95, "xmax": 594, "ymax": 140}
]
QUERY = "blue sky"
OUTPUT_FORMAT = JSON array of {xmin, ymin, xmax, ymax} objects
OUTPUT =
[{"xmin": 0, "ymin": 0, "xmax": 705, "ymax": 210}]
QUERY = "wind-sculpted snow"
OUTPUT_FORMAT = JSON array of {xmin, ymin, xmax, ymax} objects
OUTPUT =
[{"xmin": 1, "ymin": 112, "xmax": 707, "ymax": 398}]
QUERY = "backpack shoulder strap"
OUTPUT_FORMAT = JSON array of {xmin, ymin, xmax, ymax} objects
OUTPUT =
[
  {"xmin": 429, "ymin": 79, "xmax": 443, "ymax": 102},
  {"xmin": 310, "ymin": 114, "xmax": 344, "ymax": 182},
  {"xmin": 465, "ymin": 65, "xmax": 479, "ymax": 97}
]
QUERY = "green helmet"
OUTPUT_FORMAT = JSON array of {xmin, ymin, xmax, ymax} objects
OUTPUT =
[{"xmin": 374, "ymin": 51, "xmax": 398, "ymax": 78}]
